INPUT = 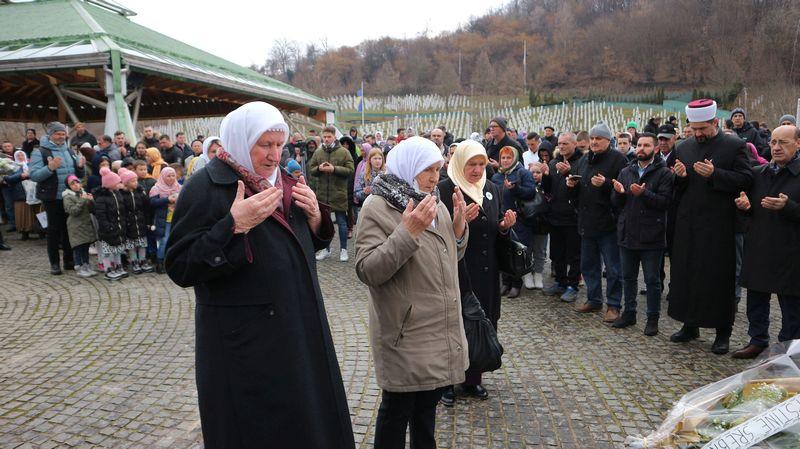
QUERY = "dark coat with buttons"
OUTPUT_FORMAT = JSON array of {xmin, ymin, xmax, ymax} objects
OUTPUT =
[
  {"xmin": 667, "ymin": 133, "xmax": 753, "ymax": 328},
  {"xmin": 541, "ymin": 150, "xmax": 582, "ymax": 227},
  {"xmin": 440, "ymin": 177, "xmax": 503, "ymax": 330},
  {"xmin": 610, "ymin": 155, "xmax": 674, "ymax": 250},
  {"xmin": 568, "ymin": 148, "xmax": 629, "ymax": 237},
  {"xmin": 165, "ymin": 158, "xmax": 355, "ymax": 449},
  {"xmin": 740, "ymin": 157, "xmax": 800, "ymax": 296}
]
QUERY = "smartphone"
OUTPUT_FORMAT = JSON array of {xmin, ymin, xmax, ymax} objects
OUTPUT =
[{"xmin": 568, "ymin": 175, "xmax": 582, "ymax": 180}]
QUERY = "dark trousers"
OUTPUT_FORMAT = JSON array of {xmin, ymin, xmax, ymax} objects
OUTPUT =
[
  {"xmin": 42, "ymin": 200, "xmax": 73, "ymax": 266},
  {"xmin": 620, "ymin": 247, "xmax": 663, "ymax": 317},
  {"xmin": 73, "ymin": 243, "xmax": 91, "ymax": 266},
  {"xmin": 746, "ymin": 290, "xmax": 800, "ymax": 347},
  {"xmin": 1, "ymin": 186, "xmax": 14, "ymax": 227},
  {"xmin": 549, "ymin": 225, "xmax": 581, "ymax": 288},
  {"xmin": 374, "ymin": 389, "xmax": 442, "ymax": 449}
]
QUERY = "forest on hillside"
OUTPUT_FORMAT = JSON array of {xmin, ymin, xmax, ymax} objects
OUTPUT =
[{"xmin": 251, "ymin": 0, "xmax": 800, "ymax": 101}]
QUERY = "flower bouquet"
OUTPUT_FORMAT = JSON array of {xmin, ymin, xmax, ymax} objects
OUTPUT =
[
  {"xmin": 0, "ymin": 157, "xmax": 16, "ymax": 176},
  {"xmin": 627, "ymin": 341, "xmax": 800, "ymax": 448}
]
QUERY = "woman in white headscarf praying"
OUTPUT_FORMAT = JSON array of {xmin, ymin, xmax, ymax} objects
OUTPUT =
[
  {"xmin": 354, "ymin": 136, "xmax": 469, "ymax": 449},
  {"xmin": 164, "ymin": 101, "xmax": 355, "ymax": 449}
]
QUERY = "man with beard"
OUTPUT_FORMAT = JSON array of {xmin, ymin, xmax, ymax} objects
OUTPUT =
[
  {"xmin": 611, "ymin": 133, "xmax": 674, "ymax": 335},
  {"xmin": 667, "ymin": 99, "xmax": 753, "ymax": 355}
]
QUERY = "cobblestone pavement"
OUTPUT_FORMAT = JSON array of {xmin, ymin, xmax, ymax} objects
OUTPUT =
[{"xmin": 0, "ymin": 234, "xmax": 783, "ymax": 448}]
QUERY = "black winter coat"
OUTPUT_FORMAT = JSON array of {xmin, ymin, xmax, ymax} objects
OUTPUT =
[
  {"xmin": 541, "ymin": 150, "xmax": 582, "ymax": 227},
  {"xmin": 164, "ymin": 158, "xmax": 354, "ymax": 449},
  {"xmin": 734, "ymin": 122, "xmax": 769, "ymax": 159},
  {"xmin": 93, "ymin": 187, "xmax": 127, "ymax": 246},
  {"xmin": 440, "ymin": 178, "xmax": 504, "ymax": 330},
  {"xmin": 667, "ymin": 133, "xmax": 753, "ymax": 328},
  {"xmin": 120, "ymin": 187, "xmax": 149, "ymax": 241},
  {"xmin": 740, "ymin": 157, "xmax": 800, "ymax": 296},
  {"xmin": 568, "ymin": 149, "xmax": 628, "ymax": 237},
  {"xmin": 610, "ymin": 156, "xmax": 674, "ymax": 250}
]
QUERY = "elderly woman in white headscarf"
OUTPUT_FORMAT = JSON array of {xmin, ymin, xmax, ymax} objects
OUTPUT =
[
  {"xmin": 354, "ymin": 136, "xmax": 469, "ymax": 449},
  {"xmin": 185, "ymin": 135, "xmax": 222, "ymax": 178},
  {"xmin": 165, "ymin": 102, "xmax": 355, "ymax": 449}
]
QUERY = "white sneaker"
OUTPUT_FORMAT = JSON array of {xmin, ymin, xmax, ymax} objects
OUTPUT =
[
  {"xmin": 77, "ymin": 265, "xmax": 93, "ymax": 278},
  {"xmin": 533, "ymin": 273, "xmax": 544, "ymax": 289},
  {"xmin": 522, "ymin": 273, "xmax": 535, "ymax": 290},
  {"xmin": 315, "ymin": 249, "xmax": 330, "ymax": 261},
  {"xmin": 339, "ymin": 249, "xmax": 349, "ymax": 262}
]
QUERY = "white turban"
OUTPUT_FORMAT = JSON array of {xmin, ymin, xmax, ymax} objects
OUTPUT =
[
  {"xmin": 385, "ymin": 136, "xmax": 444, "ymax": 186},
  {"xmin": 219, "ymin": 102, "xmax": 289, "ymax": 172},
  {"xmin": 685, "ymin": 99, "xmax": 718, "ymax": 123}
]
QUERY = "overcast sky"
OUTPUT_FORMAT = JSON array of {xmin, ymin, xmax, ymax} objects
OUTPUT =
[{"xmin": 125, "ymin": 0, "xmax": 495, "ymax": 67}]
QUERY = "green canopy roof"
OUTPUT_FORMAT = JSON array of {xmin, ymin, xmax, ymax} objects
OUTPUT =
[{"xmin": 0, "ymin": 0, "xmax": 334, "ymax": 114}]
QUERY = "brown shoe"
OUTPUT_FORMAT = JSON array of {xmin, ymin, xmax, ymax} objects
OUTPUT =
[
  {"xmin": 575, "ymin": 303, "xmax": 602, "ymax": 313},
  {"xmin": 603, "ymin": 307, "xmax": 620, "ymax": 323},
  {"xmin": 731, "ymin": 344, "xmax": 767, "ymax": 359}
]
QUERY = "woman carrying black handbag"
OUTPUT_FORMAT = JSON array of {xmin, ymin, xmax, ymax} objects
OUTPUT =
[
  {"xmin": 439, "ymin": 140, "xmax": 516, "ymax": 405},
  {"xmin": 490, "ymin": 145, "xmax": 537, "ymax": 295}
]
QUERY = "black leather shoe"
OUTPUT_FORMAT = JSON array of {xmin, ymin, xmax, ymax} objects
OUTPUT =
[
  {"xmin": 156, "ymin": 261, "xmax": 166, "ymax": 274},
  {"xmin": 711, "ymin": 335, "xmax": 730, "ymax": 355},
  {"xmin": 50, "ymin": 264, "xmax": 62, "ymax": 275},
  {"xmin": 507, "ymin": 287, "xmax": 520, "ymax": 298},
  {"xmin": 670, "ymin": 325, "xmax": 699, "ymax": 342},
  {"xmin": 731, "ymin": 344, "xmax": 766, "ymax": 359},
  {"xmin": 644, "ymin": 316, "xmax": 659, "ymax": 336},
  {"xmin": 440, "ymin": 387, "xmax": 455, "ymax": 407},
  {"xmin": 612, "ymin": 311, "xmax": 637, "ymax": 328},
  {"xmin": 0, "ymin": 243, "xmax": 11, "ymax": 251},
  {"xmin": 463, "ymin": 385, "xmax": 489, "ymax": 400}
]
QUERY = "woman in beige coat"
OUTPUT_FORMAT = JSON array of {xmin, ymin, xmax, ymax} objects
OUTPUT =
[{"xmin": 355, "ymin": 136, "xmax": 469, "ymax": 449}]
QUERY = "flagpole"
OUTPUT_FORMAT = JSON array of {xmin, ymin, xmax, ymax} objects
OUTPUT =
[
  {"xmin": 361, "ymin": 81, "xmax": 365, "ymax": 129},
  {"xmin": 523, "ymin": 40, "xmax": 527, "ymax": 89}
]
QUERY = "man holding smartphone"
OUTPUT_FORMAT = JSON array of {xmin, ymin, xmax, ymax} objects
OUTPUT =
[{"xmin": 567, "ymin": 122, "xmax": 628, "ymax": 323}]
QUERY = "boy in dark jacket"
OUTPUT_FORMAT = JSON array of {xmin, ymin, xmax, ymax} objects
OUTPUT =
[{"xmin": 610, "ymin": 133, "xmax": 674, "ymax": 335}]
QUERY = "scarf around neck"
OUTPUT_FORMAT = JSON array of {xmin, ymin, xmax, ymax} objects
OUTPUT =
[
  {"xmin": 372, "ymin": 173, "xmax": 438, "ymax": 212},
  {"xmin": 216, "ymin": 149, "xmax": 277, "ymax": 197}
]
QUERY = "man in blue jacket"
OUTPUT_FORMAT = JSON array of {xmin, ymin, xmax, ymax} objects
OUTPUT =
[{"xmin": 29, "ymin": 122, "xmax": 85, "ymax": 275}]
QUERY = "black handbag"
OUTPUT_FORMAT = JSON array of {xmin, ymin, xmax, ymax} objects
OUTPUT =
[
  {"xmin": 497, "ymin": 229, "xmax": 533, "ymax": 277},
  {"xmin": 461, "ymin": 291, "xmax": 504, "ymax": 372}
]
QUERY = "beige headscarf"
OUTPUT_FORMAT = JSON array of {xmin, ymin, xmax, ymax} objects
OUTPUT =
[{"xmin": 447, "ymin": 139, "xmax": 488, "ymax": 207}]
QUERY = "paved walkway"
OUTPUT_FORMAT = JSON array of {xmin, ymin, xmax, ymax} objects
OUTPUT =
[{"xmin": 0, "ymin": 235, "xmax": 777, "ymax": 448}]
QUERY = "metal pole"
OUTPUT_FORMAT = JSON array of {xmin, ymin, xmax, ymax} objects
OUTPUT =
[{"xmin": 361, "ymin": 80, "xmax": 365, "ymax": 129}]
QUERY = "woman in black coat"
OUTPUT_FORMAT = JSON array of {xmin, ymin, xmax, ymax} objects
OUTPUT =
[
  {"xmin": 165, "ymin": 102, "xmax": 354, "ymax": 449},
  {"xmin": 439, "ymin": 139, "xmax": 516, "ymax": 404}
]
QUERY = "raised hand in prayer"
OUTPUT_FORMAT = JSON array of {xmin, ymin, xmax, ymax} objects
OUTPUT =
[
  {"xmin": 693, "ymin": 159, "xmax": 714, "ymax": 178},
  {"xmin": 292, "ymin": 175, "xmax": 322, "ymax": 233},
  {"xmin": 402, "ymin": 195, "xmax": 438, "ymax": 238},
  {"xmin": 630, "ymin": 183, "xmax": 646, "ymax": 197},
  {"xmin": 735, "ymin": 191, "xmax": 751, "ymax": 211},
  {"xmin": 451, "ymin": 186, "xmax": 468, "ymax": 239},
  {"xmin": 230, "ymin": 180, "xmax": 283, "ymax": 234},
  {"xmin": 761, "ymin": 193, "xmax": 789, "ymax": 211},
  {"xmin": 673, "ymin": 159, "xmax": 687, "ymax": 177}
]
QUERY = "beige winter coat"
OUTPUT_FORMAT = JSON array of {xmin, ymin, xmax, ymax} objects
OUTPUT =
[{"xmin": 355, "ymin": 194, "xmax": 469, "ymax": 392}]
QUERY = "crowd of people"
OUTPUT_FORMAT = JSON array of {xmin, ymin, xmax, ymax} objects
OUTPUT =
[
  {"xmin": 0, "ymin": 123, "xmax": 222, "ymax": 278},
  {"xmin": 1, "ymin": 100, "xmax": 799, "ymax": 449}
]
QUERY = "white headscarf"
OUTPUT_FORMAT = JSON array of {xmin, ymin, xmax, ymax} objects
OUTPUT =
[
  {"xmin": 13, "ymin": 150, "xmax": 28, "ymax": 172},
  {"xmin": 219, "ymin": 102, "xmax": 290, "ymax": 172},
  {"xmin": 385, "ymin": 136, "xmax": 443, "ymax": 187},
  {"xmin": 201, "ymin": 135, "xmax": 221, "ymax": 163}
]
